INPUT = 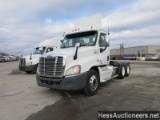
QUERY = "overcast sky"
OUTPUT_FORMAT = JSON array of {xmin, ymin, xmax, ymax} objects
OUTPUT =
[{"xmin": 0, "ymin": 0, "xmax": 160, "ymax": 55}]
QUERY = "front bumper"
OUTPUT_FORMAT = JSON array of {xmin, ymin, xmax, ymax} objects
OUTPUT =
[
  {"xmin": 36, "ymin": 72, "xmax": 88, "ymax": 91},
  {"xmin": 19, "ymin": 64, "xmax": 37, "ymax": 72}
]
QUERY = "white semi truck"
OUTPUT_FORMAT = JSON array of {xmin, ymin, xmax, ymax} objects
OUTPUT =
[
  {"xmin": 19, "ymin": 37, "xmax": 63, "ymax": 73},
  {"xmin": 36, "ymin": 15, "xmax": 131, "ymax": 96}
]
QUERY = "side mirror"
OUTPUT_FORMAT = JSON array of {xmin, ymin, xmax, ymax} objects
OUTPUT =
[
  {"xmin": 30, "ymin": 53, "xmax": 32, "ymax": 60},
  {"xmin": 73, "ymin": 43, "xmax": 81, "ymax": 60},
  {"xmin": 100, "ymin": 48, "xmax": 104, "ymax": 53},
  {"xmin": 75, "ymin": 43, "xmax": 81, "ymax": 47},
  {"xmin": 100, "ymin": 41, "xmax": 109, "ymax": 53},
  {"xmin": 60, "ymin": 40, "xmax": 63, "ymax": 43}
]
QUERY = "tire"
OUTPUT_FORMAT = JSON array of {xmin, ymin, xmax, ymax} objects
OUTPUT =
[
  {"xmin": 26, "ymin": 71, "xmax": 32, "ymax": 74},
  {"xmin": 83, "ymin": 70, "xmax": 100, "ymax": 96},
  {"xmin": 117, "ymin": 63, "xmax": 125, "ymax": 79},
  {"xmin": 34, "ymin": 64, "xmax": 38, "ymax": 72},
  {"xmin": 124, "ymin": 63, "xmax": 131, "ymax": 77}
]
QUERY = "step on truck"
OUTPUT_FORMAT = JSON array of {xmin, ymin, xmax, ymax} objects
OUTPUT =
[
  {"xmin": 19, "ymin": 37, "xmax": 63, "ymax": 73},
  {"xmin": 36, "ymin": 15, "xmax": 131, "ymax": 96}
]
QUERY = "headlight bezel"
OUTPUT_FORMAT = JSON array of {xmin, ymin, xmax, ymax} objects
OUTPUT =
[
  {"xmin": 26, "ymin": 61, "xmax": 32, "ymax": 66},
  {"xmin": 65, "ymin": 65, "xmax": 81, "ymax": 76}
]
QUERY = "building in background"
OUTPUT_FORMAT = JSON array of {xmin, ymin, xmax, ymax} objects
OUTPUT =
[{"xmin": 110, "ymin": 45, "xmax": 160, "ymax": 59}]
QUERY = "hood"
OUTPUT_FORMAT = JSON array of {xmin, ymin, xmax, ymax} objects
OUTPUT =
[
  {"xmin": 40, "ymin": 46, "xmax": 99, "ymax": 74},
  {"xmin": 41, "ymin": 46, "xmax": 96, "ymax": 67},
  {"xmin": 42, "ymin": 47, "xmax": 95, "ymax": 58},
  {"xmin": 22, "ymin": 55, "xmax": 30, "ymax": 59},
  {"xmin": 42, "ymin": 47, "xmax": 76, "ymax": 57},
  {"xmin": 22, "ymin": 54, "xmax": 41, "ymax": 61},
  {"xmin": 22, "ymin": 54, "xmax": 41, "ymax": 58}
]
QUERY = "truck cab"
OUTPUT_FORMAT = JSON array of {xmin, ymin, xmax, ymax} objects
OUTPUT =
[
  {"xmin": 36, "ymin": 15, "xmax": 131, "ymax": 96},
  {"xmin": 0, "ymin": 55, "xmax": 5, "ymax": 62},
  {"xmin": 19, "ymin": 37, "xmax": 63, "ymax": 73}
]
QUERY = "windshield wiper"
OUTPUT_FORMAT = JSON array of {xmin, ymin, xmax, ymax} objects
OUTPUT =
[
  {"xmin": 80, "ymin": 44, "xmax": 87, "ymax": 46},
  {"xmin": 61, "ymin": 46, "xmax": 68, "ymax": 48}
]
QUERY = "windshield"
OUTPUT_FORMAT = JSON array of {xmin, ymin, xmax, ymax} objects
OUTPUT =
[
  {"xmin": 61, "ymin": 31, "xmax": 97, "ymax": 48},
  {"xmin": 33, "ymin": 49, "xmax": 42, "ymax": 54},
  {"xmin": 33, "ymin": 47, "xmax": 46, "ymax": 54}
]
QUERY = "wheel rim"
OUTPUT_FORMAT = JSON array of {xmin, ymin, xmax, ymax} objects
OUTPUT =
[
  {"xmin": 127, "ymin": 65, "xmax": 130, "ymax": 74},
  {"xmin": 89, "ymin": 75, "xmax": 98, "ymax": 91},
  {"xmin": 122, "ymin": 66, "xmax": 125, "ymax": 76}
]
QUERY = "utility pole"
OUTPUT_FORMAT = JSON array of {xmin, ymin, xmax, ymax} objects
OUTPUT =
[
  {"xmin": 120, "ymin": 44, "xmax": 121, "ymax": 59},
  {"xmin": 120, "ymin": 43, "xmax": 124, "ymax": 59},
  {"xmin": 122, "ymin": 43, "xmax": 124, "ymax": 58},
  {"xmin": 119, "ymin": 43, "xmax": 124, "ymax": 58}
]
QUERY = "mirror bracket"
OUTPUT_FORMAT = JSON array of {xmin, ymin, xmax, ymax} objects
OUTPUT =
[{"xmin": 73, "ymin": 43, "xmax": 81, "ymax": 60}]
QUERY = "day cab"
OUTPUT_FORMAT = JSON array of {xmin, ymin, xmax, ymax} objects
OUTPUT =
[
  {"xmin": 36, "ymin": 15, "xmax": 131, "ymax": 96},
  {"xmin": 19, "ymin": 37, "xmax": 63, "ymax": 73}
]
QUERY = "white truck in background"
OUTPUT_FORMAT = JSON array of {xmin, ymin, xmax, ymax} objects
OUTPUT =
[
  {"xmin": 36, "ymin": 15, "xmax": 131, "ymax": 96},
  {"xmin": 19, "ymin": 37, "xmax": 63, "ymax": 73}
]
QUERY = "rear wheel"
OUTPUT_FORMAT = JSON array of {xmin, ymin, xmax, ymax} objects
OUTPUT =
[
  {"xmin": 117, "ymin": 63, "xmax": 125, "ymax": 79},
  {"xmin": 83, "ymin": 70, "xmax": 99, "ymax": 96},
  {"xmin": 124, "ymin": 63, "xmax": 131, "ymax": 77}
]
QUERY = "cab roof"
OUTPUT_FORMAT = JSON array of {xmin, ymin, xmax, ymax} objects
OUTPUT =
[{"xmin": 35, "ymin": 37, "xmax": 63, "ymax": 48}]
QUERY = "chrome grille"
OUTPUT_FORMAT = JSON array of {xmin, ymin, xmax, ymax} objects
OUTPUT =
[
  {"xmin": 19, "ymin": 58, "xmax": 26, "ymax": 66},
  {"xmin": 38, "ymin": 56, "xmax": 64, "ymax": 77}
]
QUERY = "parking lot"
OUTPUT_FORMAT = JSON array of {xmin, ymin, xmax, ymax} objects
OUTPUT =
[{"xmin": 0, "ymin": 61, "xmax": 160, "ymax": 120}]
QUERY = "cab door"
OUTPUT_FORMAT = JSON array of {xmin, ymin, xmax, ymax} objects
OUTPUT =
[{"xmin": 98, "ymin": 33, "xmax": 110, "ymax": 65}]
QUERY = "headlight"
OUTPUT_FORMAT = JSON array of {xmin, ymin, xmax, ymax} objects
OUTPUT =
[
  {"xmin": 26, "ymin": 61, "xmax": 32, "ymax": 66},
  {"xmin": 66, "ymin": 65, "xmax": 81, "ymax": 76},
  {"xmin": 37, "ymin": 66, "xmax": 39, "ymax": 73}
]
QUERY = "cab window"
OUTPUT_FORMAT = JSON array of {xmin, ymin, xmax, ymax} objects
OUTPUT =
[{"xmin": 99, "ymin": 33, "xmax": 106, "ymax": 47}]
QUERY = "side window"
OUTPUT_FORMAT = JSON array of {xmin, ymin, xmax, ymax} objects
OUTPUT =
[
  {"xmin": 46, "ymin": 47, "xmax": 53, "ymax": 53},
  {"xmin": 69, "ymin": 39, "xmax": 73, "ymax": 46},
  {"xmin": 83, "ymin": 38, "xmax": 89, "ymax": 44},
  {"xmin": 99, "ymin": 33, "xmax": 106, "ymax": 47}
]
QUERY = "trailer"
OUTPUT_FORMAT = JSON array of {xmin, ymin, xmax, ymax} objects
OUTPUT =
[{"xmin": 36, "ymin": 15, "xmax": 131, "ymax": 96}]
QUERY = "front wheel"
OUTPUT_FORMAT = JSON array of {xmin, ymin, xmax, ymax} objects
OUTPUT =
[
  {"xmin": 25, "ymin": 71, "xmax": 32, "ymax": 74},
  {"xmin": 34, "ymin": 64, "xmax": 38, "ymax": 73},
  {"xmin": 83, "ymin": 70, "xmax": 99, "ymax": 96}
]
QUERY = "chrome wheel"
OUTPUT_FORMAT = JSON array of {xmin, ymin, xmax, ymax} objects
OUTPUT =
[
  {"xmin": 122, "ymin": 66, "xmax": 125, "ymax": 76},
  {"xmin": 125, "ymin": 63, "xmax": 131, "ymax": 77},
  {"xmin": 89, "ymin": 75, "xmax": 98, "ymax": 91},
  {"xmin": 127, "ymin": 66, "xmax": 130, "ymax": 74}
]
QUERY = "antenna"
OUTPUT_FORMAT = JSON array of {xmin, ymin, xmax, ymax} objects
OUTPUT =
[{"xmin": 107, "ymin": 21, "xmax": 110, "ymax": 35}]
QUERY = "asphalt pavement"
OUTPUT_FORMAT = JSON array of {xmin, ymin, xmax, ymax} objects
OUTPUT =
[{"xmin": 0, "ymin": 61, "xmax": 160, "ymax": 120}]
